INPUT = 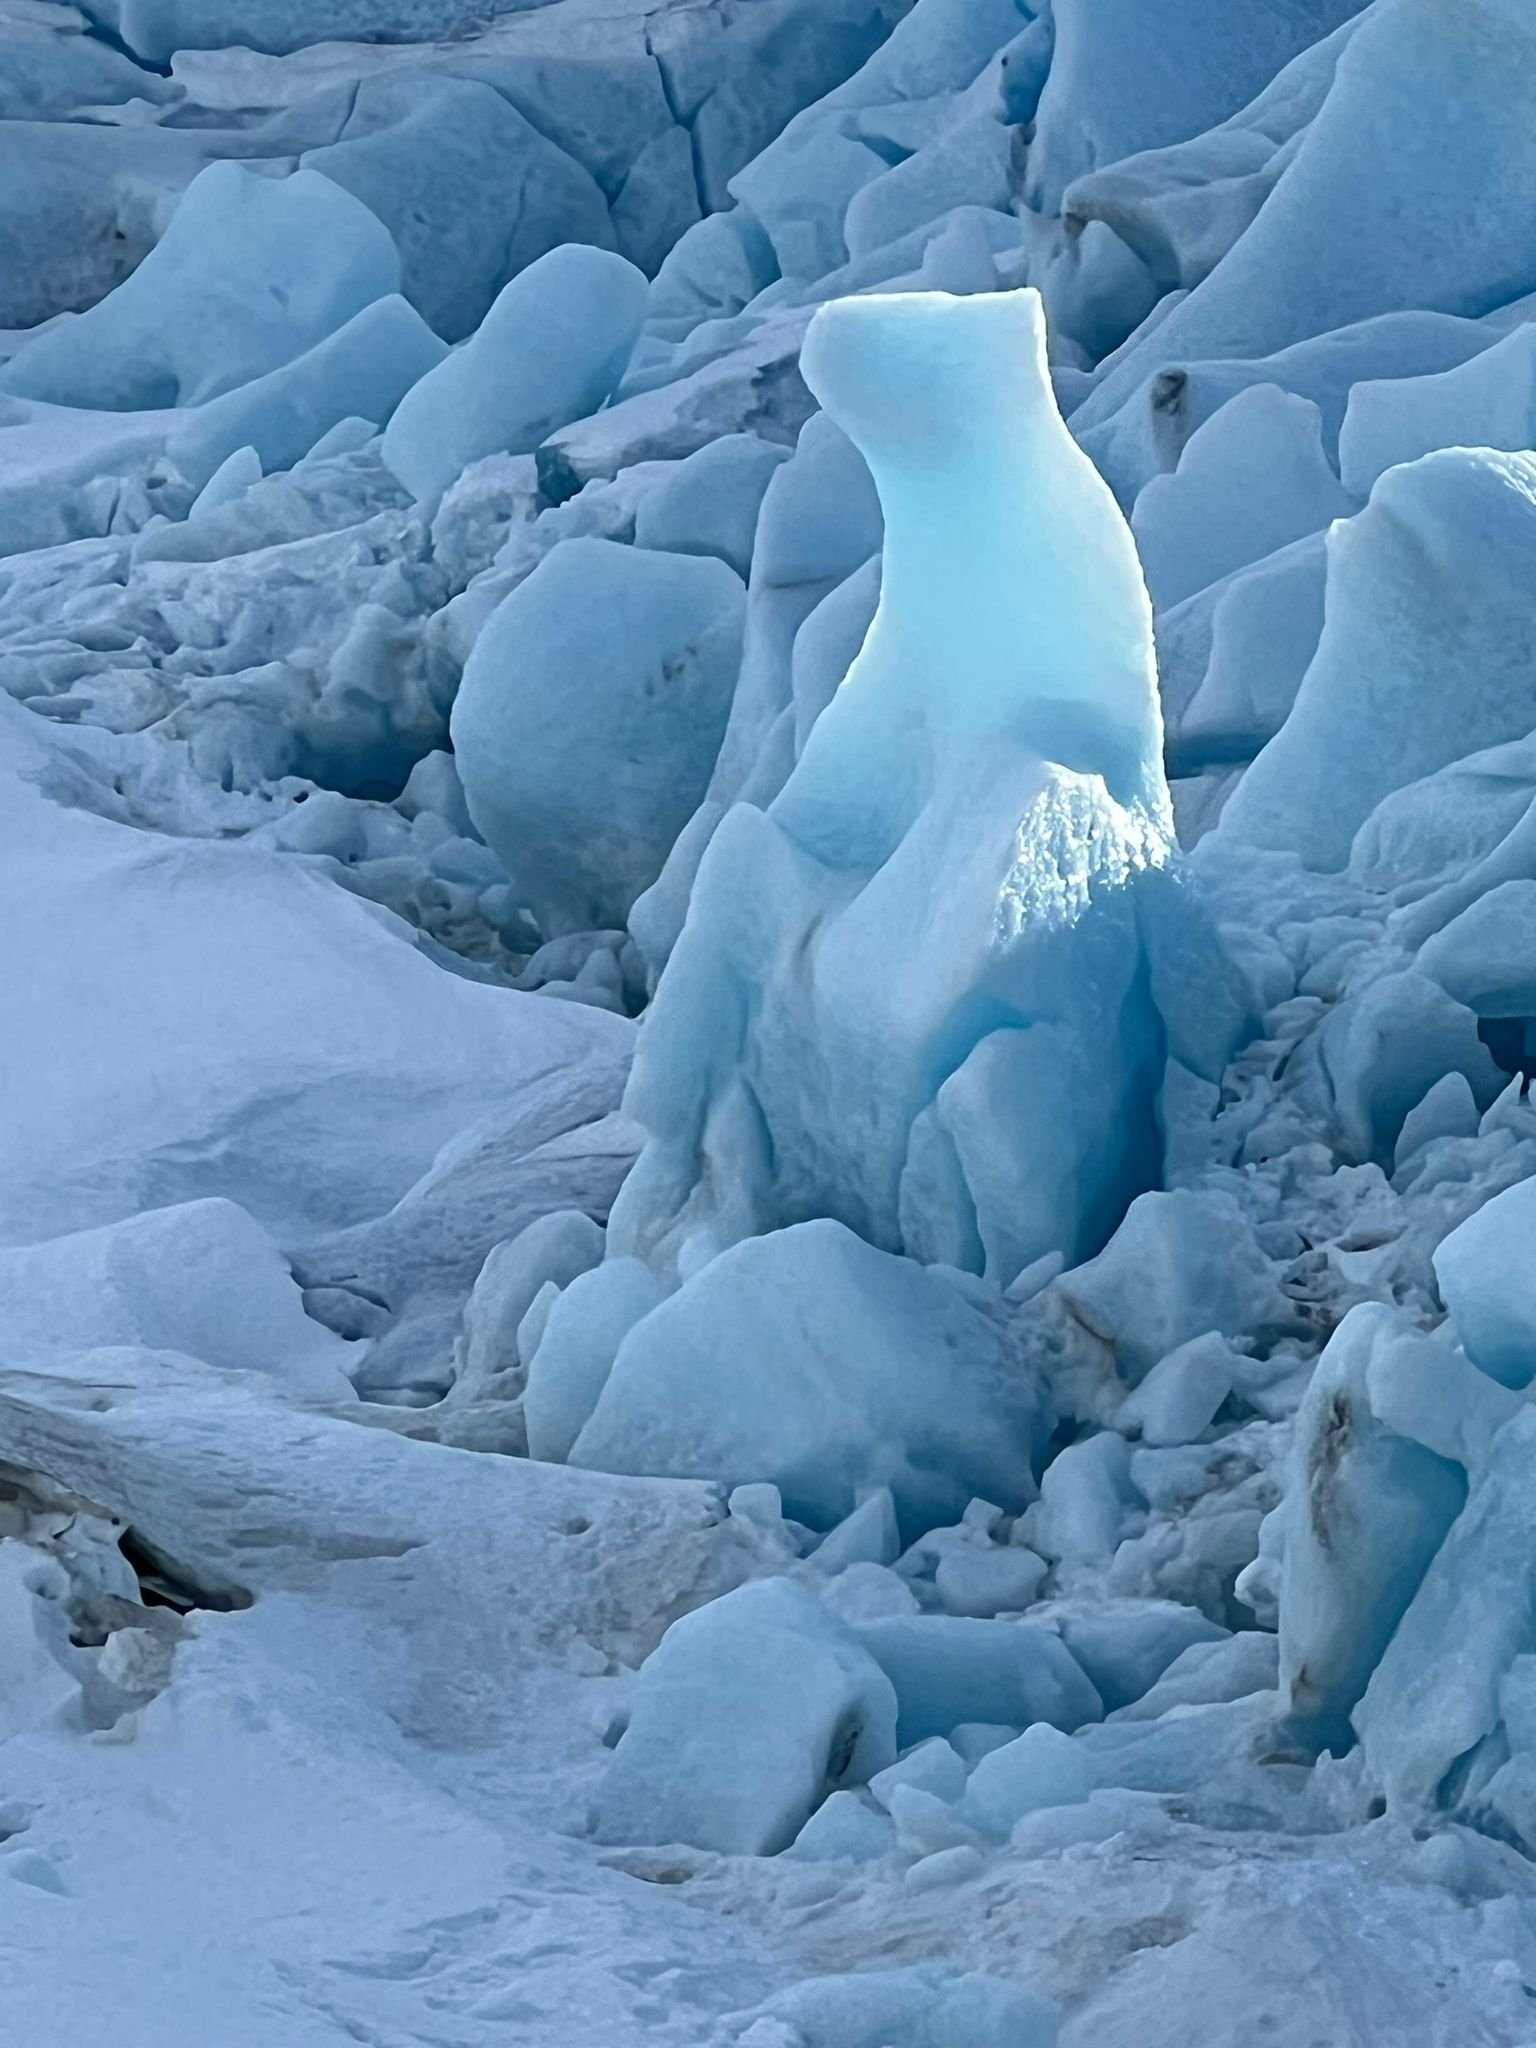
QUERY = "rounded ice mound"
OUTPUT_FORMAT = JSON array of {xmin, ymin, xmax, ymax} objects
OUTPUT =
[
  {"xmin": 0, "ymin": 162, "xmax": 402, "ymax": 412},
  {"xmin": 451, "ymin": 535, "xmax": 745, "ymax": 938},
  {"xmin": 1434, "ymin": 1175, "xmax": 1536, "ymax": 1391},
  {"xmin": 381, "ymin": 243, "xmax": 649, "ymax": 511}
]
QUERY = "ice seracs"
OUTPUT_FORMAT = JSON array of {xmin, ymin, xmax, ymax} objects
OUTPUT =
[{"xmin": 609, "ymin": 286, "xmax": 1173, "ymax": 1292}]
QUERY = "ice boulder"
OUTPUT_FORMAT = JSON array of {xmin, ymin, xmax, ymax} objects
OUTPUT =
[
  {"xmin": 1434, "ymin": 1177, "xmax": 1536, "ymax": 1391},
  {"xmin": 1276, "ymin": 1306, "xmax": 1469, "ymax": 1754},
  {"xmin": 451, "ymin": 537, "xmax": 746, "ymax": 937},
  {"xmin": 165, "ymin": 295, "xmax": 446, "ymax": 493},
  {"xmin": 382, "ymin": 245, "xmax": 648, "ymax": 512},
  {"xmin": 1115, "ymin": 1331, "xmax": 1236, "ymax": 1446},
  {"xmin": 1056, "ymin": 1189, "xmax": 1294, "ymax": 1383},
  {"xmin": 1416, "ymin": 882, "xmax": 1536, "ymax": 1025},
  {"xmin": 632, "ymin": 433, "xmax": 790, "ymax": 581},
  {"xmin": 0, "ymin": 1198, "xmax": 358, "ymax": 1402},
  {"xmin": 449, "ymin": 1209, "xmax": 606, "ymax": 1404},
  {"xmin": 524, "ymin": 1257, "xmax": 664, "ymax": 1465},
  {"xmin": 0, "ymin": 163, "xmax": 401, "ymax": 412},
  {"xmin": 1045, "ymin": 1598, "xmax": 1228, "ymax": 1715},
  {"xmin": 568, "ymin": 1220, "xmax": 1045, "ymax": 1537},
  {"xmin": 1033, "ymin": 1434, "xmax": 1140, "ymax": 1569},
  {"xmin": 1219, "ymin": 449, "xmax": 1536, "ymax": 871},
  {"xmin": 608, "ymin": 287, "xmax": 1173, "ymax": 1292},
  {"xmin": 734, "ymin": 1965, "xmax": 1059, "ymax": 2048},
  {"xmin": 853, "ymin": 1614, "xmax": 1102, "ymax": 1747},
  {"xmin": 590, "ymin": 1578, "xmax": 897, "ymax": 1856},
  {"xmin": 1318, "ymin": 971, "xmax": 1501, "ymax": 1166}
]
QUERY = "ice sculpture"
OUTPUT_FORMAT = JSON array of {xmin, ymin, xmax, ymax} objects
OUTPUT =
[{"xmin": 607, "ymin": 286, "xmax": 1173, "ymax": 1290}]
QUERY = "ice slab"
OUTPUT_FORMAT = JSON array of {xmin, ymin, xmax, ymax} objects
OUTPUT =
[
  {"xmin": 1219, "ymin": 448, "xmax": 1536, "ymax": 871},
  {"xmin": 166, "ymin": 293, "xmax": 446, "ymax": 492},
  {"xmin": 853, "ymin": 1613, "xmax": 1102, "ymax": 1747}
]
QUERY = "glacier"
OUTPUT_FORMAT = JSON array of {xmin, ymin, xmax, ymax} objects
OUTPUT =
[{"xmin": 9, "ymin": 1, "xmax": 1536, "ymax": 2043}]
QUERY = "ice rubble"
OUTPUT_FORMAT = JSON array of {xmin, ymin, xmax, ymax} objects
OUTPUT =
[{"xmin": 13, "ymin": 0, "xmax": 1536, "ymax": 2041}]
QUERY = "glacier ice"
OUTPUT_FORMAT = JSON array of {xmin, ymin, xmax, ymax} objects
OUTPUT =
[
  {"xmin": 564, "ymin": 1220, "xmax": 1047, "ymax": 1534},
  {"xmin": 382, "ymin": 244, "xmax": 648, "ymax": 512},
  {"xmin": 451, "ymin": 535, "xmax": 746, "ymax": 936},
  {"xmin": 1219, "ymin": 447, "xmax": 1536, "ymax": 870},
  {"xmin": 0, "ymin": 162, "xmax": 401, "ymax": 411},
  {"xmin": 15, "ymin": 0, "xmax": 1536, "ymax": 2037},
  {"xmin": 1433, "ymin": 1176, "xmax": 1536, "ymax": 1390},
  {"xmin": 591, "ymin": 1577, "xmax": 898, "ymax": 1856},
  {"xmin": 609, "ymin": 286, "xmax": 1172, "ymax": 1291}
]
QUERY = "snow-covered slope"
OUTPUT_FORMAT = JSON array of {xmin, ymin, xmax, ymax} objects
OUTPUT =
[{"xmin": 9, "ymin": 2, "xmax": 1536, "ymax": 2042}]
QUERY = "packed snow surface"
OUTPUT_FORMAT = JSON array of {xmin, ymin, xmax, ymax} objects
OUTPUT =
[{"xmin": 11, "ymin": 1, "xmax": 1536, "ymax": 2043}]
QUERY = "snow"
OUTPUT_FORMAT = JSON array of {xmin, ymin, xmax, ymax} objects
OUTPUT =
[
  {"xmin": 0, "ymin": 692, "xmax": 630, "ymax": 1247},
  {"xmin": 15, "ymin": 0, "xmax": 1536, "ymax": 2038},
  {"xmin": 0, "ymin": 1199, "xmax": 361, "ymax": 1402}
]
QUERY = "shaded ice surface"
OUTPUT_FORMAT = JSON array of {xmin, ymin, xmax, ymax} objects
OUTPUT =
[{"xmin": 13, "ymin": 2, "xmax": 1536, "ymax": 2045}]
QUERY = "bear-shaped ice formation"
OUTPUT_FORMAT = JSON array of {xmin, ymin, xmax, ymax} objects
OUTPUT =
[{"xmin": 606, "ymin": 286, "xmax": 1174, "ymax": 1290}]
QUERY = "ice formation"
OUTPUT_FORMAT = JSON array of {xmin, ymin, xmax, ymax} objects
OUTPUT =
[
  {"xmin": 12, "ymin": 1, "xmax": 1536, "ymax": 2042},
  {"xmin": 609, "ymin": 285, "xmax": 1173, "ymax": 1292}
]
